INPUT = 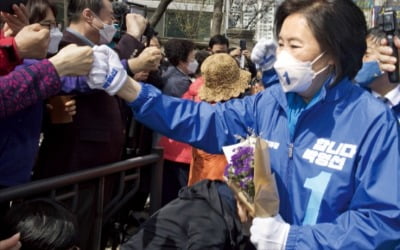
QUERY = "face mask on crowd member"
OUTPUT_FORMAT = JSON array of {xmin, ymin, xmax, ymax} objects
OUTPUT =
[
  {"xmin": 48, "ymin": 27, "xmax": 63, "ymax": 54},
  {"xmin": 187, "ymin": 59, "xmax": 199, "ymax": 75},
  {"xmin": 179, "ymin": 50, "xmax": 197, "ymax": 75},
  {"xmin": 274, "ymin": 50, "xmax": 330, "ymax": 93},
  {"xmin": 39, "ymin": 17, "xmax": 60, "ymax": 55},
  {"xmin": 91, "ymin": 11, "xmax": 117, "ymax": 44}
]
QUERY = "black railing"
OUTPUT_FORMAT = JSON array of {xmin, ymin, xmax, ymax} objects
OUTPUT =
[{"xmin": 0, "ymin": 148, "xmax": 164, "ymax": 250}]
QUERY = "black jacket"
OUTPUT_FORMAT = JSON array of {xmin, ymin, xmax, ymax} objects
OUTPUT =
[{"xmin": 121, "ymin": 180, "xmax": 243, "ymax": 250}]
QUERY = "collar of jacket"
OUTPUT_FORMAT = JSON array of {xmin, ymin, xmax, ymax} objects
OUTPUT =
[
  {"xmin": 270, "ymin": 76, "xmax": 354, "ymax": 110},
  {"xmin": 65, "ymin": 28, "xmax": 95, "ymax": 47},
  {"xmin": 392, "ymin": 103, "xmax": 400, "ymax": 120}
]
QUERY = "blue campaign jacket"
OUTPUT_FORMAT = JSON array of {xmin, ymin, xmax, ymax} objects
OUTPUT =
[{"xmin": 128, "ymin": 77, "xmax": 400, "ymax": 249}]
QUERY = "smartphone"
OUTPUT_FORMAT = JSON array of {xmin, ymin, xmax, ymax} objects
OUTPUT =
[
  {"xmin": 0, "ymin": 0, "xmax": 27, "ymax": 14},
  {"xmin": 129, "ymin": 5, "xmax": 147, "ymax": 17},
  {"xmin": 240, "ymin": 39, "xmax": 247, "ymax": 51},
  {"xmin": 119, "ymin": 3, "xmax": 147, "ymax": 34}
]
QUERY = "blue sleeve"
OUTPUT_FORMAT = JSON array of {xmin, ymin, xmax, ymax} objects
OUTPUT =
[
  {"xmin": 262, "ymin": 68, "xmax": 279, "ymax": 88},
  {"xmin": 127, "ymin": 83, "xmax": 258, "ymax": 153},
  {"xmin": 286, "ymin": 114, "xmax": 400, "ymax": 249},
  {"xmin": 353, "ymin": 60, "xmax": 383, "ymax": 88},
  {"xmin": 60, "ymin": 59, "xmax": 129, "ymax": 94}
]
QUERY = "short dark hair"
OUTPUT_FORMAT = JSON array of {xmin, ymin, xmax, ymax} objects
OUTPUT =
[
  {"xmin": 164, "ymin": 39, "xmax": 195, "ymax": 66},
  {"xmin": 209, "ymin": 34, "xmax": 229, "ymax": 49},
  {"xmin": 67, "ymin": 0, "xmax": 104, "ymax": 23},
  {"xmin": 27, "ymin": 0, "xmax": 58, "ymax": 24},
  {"xmin": 275, "ymin": 0, "xmax": 367, "ymax": 83},
  {"xmin": 0, "ymin": 199, "xmax": 79, "ymax": 250}
]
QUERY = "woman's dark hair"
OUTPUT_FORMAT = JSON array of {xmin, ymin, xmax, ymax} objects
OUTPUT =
[
  {"xmin": 26, "ymin": 0, "xmax": 58, "ymax": 24},
  {"xmin": 164, "ymin": 39, "xmax": 195, "ymax": 66},
  {"xmin": 67, "ymin": 0, "xmax": 104, "ymax": 23},
  {"xmin": 275, "ymin": 0, "xmax": 367, "ymax": 83},
  {"xmin": 0, "ymin": 199, "xmax": 79, "ymax": 250}
]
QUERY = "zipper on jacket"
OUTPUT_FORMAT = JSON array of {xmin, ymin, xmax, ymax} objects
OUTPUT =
[
  {"xmin": 288, "ymin": 143, "xmax": 294, "ymax": 159},
  {"xmin": 287, "ymin": 100, "xmax": 322, "ymax": 160}
]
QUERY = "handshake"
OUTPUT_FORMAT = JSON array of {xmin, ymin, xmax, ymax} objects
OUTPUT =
[{"xmin": 88, "ymin": 45, "xmax": 161, "ymax": 95}]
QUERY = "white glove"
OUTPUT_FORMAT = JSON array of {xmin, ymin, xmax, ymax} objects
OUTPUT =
[
  {"xmin": 250, "ymin": 214, "xmax": 290, "ymax": 250},
  {"xmin": 251, "ymin": 38, "xmax": 277, "ymax": 71},
  {"xmin": 88, "ymin": 45, "xmax": 128, "ymax": 95},
  {"xmin": 88, "ymin": 46, "xmax": 108, "ymax": 88}
]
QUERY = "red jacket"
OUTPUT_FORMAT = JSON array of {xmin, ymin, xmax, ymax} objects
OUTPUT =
[
  {"xmin": 0, "ymin": 29, "xmax": 61, "ymax": 118},
  {"xmin": 0, "ymin": 30, "xmax": 22, "ymax": 76},
  {"xmin": 157, "ymin": 77, "xmax": 205, "ymax": 164},
  {"xmin": 182, "ymin": 76, "xmax": 203, "ymax": 101}
]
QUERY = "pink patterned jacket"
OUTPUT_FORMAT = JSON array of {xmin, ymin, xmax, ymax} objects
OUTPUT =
[{"xmin": 0, "ymin": 59, "xmax": 61, "ymax": 119}]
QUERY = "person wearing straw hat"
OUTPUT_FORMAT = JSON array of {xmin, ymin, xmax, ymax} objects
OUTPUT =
[{"xmin": 186, "ymin": 53, "xmax": 251, "ymax": 186}]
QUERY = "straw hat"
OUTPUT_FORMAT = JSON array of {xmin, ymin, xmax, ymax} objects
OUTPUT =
[{"xmin": 198, "ymin": 53, "xmax": 251, "ymax": 103}]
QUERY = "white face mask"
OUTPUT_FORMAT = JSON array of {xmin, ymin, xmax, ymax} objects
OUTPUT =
[
  {"xmin": 99, "ymin": 22, "xmax": 117, "ymax": 44},
  {"xmin": 273, "ymin": 50, "xmax": 329, "ymax": 93},
  {"xmin": 92, "ymin": 14, "xmax": 117, "ymax": 44},
  {"xmin": 187, "ymin": 59, "xmax": 199, "ymax": 74},
  {"xmin": 48, "ymin": 27, "xmax": 63, "ymax": 54}
]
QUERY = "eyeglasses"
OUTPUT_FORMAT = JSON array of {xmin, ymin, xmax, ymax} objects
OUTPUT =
[{"xmin": 39, "ymin": 20, "xmax": 58, "ymax": 29}]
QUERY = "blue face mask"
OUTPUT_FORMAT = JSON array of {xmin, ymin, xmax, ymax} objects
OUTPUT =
[{"xmin": 354, "ymin": 60, "xmax": 383, "ymax": 88}]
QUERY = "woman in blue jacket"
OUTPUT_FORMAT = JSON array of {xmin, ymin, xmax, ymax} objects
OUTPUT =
[{"xmin": 87, "ymin": 0, "xmax": 400, "ymax": 248}]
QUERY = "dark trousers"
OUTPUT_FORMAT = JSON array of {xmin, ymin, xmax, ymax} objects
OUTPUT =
[{"xmin": 161, "ymin": 160, "xmax": 189, "ymax": 206}]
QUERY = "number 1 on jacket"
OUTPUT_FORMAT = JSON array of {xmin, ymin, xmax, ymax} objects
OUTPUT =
[{"xmin": 302, "ymin": 171, "xmax": 332, "ymax": 225}]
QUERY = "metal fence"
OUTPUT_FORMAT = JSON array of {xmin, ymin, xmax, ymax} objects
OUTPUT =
[{"xmin": 0, "ymin": 148, "xmax": 164, "ymax": 250}]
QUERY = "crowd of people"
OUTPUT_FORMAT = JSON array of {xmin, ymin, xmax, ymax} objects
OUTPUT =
[{"xmin": 0, "ymin": 0, "xmax": 399, "ymax": 249}]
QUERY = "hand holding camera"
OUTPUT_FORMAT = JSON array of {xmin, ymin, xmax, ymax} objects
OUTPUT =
[
  {"xmin": 373, "ymin": 36, "xmax": 400, "ymax": 73},
  {"xmin": 378, "ymin": 8, "xmax": 400, "ymax": 83}
]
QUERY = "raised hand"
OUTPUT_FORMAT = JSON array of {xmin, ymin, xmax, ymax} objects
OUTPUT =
[
  {"xmin": 88, "ymin": 45, "xmax": 128, "ymax": 95},
  {"xmin": 128, "ymin": 46, "xmax": 162, "ymax": 73},
  {"xmin": 251, "ymin": 38, "xmax": 277, "ymax": 71},
  {"xmin": 14, "ymin": 23, "xmax": 49, "ymax": 59},
  {"xmin": 1, "ymin": 4, "xmax": 29, "ymax": 37},
  {"xmin": 48, "ymin": 44, "xmax": 94, "ymax": 77},
  {"xmin": 125, "ymin": 13, "xmax": 147, "ymax": 40}
]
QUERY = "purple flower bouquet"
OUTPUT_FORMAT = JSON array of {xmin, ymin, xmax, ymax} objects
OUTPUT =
[
  {"xmin": 223, "ymin": 136, "xmax": 280, "ymax": 218},
  {"xmin": 225, "ymin": 145, "xmax": 255, "ymax": 200}
]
